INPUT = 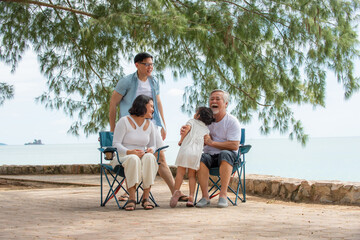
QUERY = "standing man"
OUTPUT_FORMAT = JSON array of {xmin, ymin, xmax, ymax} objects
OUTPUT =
[
  {"xmin": 196, "ymin": 89, "xmax": 241, "ymax": 208},
  {"xmin": 109, "ymin": 52, "xmax": 180, "ymax": 198}
]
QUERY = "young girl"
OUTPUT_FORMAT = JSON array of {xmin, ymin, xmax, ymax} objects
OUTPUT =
[{"xmin": 170, "ymin": 107, "xmax": 215, "ymax": 208}]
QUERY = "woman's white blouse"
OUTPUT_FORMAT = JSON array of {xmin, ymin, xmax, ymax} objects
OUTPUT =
[{"xmin": 113, "ymin": 116, "xmax": 156, "ymax": 156}]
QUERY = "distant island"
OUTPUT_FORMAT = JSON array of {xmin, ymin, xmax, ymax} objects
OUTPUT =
[{"xmin": 25, "ymin": 139, "xmax": 44, "ymax": 145}]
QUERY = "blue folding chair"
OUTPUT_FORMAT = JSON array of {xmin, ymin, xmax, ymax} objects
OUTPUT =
[
  {"xmin": 98, "ymin": 131, "xmax": 168, "ymax": 209},
  {"xmin": 195, "ymin": 128, "xmax": 252, "ymax": 205}
]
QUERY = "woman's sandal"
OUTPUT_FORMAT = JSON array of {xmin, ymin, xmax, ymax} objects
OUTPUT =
[
  {"xmin": 141, "ymin": 198, "xmax": 155, "ymax": 210},
  {"xmin": 186, "ymin": 201, "xmax": 194, "ymax": 207},
  {"xmin": 124, "ymin": 199, "xmax": 136, "ymax": 211},
  {"xmin": 178, "ymin": 195, "xmax": 189, "ymax": 202}
]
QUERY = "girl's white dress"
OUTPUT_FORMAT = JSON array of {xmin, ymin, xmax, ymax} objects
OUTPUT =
[{"xmin": 175, "ymin": 119, "xmax": 209, "ymax": 170}]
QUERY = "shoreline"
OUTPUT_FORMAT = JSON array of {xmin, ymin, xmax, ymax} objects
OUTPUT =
[{"xmin": 1, "ymin": 164, "xmax": 359, "ymax": 206}]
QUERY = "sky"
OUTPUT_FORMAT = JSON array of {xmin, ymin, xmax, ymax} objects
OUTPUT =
[{"xmin": 0, "ymin": 50, "xmax": 360, "ymax": 145}]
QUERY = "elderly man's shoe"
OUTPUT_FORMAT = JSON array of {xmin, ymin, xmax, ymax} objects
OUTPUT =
[
  {"xmin": 217, "ymin": 197, "xmax": 228, "ymax": 208},
  {"xmin": 195, "ymin": 198, "xmax": 210, "ymax": 208}
]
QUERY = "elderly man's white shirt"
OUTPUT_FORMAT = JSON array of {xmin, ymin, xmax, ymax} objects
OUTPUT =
[{"xmin": 203, "ymin": 113, "xmax": 241, "ymax": 155}]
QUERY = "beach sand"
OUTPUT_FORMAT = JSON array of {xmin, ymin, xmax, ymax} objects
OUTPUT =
[{"xmin": 0, "ymin": 175, "xmax": 359, "ymax": 239}]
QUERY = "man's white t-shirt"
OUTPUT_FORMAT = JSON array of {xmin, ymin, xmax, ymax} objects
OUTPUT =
[
  {"xmin": 135, "ymin": 78, "xmax": 152, "ymax": 97},
  {"xmin": 203, "ymin": 113, "xmax": 241, "ymax": 155},
  {"xmin": 135, "ymin": 78, "xmax": 157, "ymax": 126},
  {"xmin": 133, "ymin": 77, "xmax": 164, "ymax": 148}
]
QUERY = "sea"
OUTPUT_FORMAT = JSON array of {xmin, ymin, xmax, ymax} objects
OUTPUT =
[{"xmin": 0, "ymin": 137, "xmax": 359, "ymax": 182}]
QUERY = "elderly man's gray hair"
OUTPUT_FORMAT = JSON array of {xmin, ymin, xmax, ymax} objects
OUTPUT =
[{"xmin": 210, "ymin": 89, "xmax": 229, "ymax": 104}]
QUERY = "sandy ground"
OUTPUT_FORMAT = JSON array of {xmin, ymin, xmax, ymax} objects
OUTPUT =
[{"xmin": 0, "ymin": 175, "xmax": 359, "ymax": 239}]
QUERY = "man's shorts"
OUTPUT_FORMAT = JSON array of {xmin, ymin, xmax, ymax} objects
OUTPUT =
[{"xmin": 200, "ymin": 150, "xmax": 237, "ymax": 169}]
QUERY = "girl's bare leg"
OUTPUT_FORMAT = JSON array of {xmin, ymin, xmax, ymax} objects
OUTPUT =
[
  {"xmin": 170, "ymin": 166, "xmax": 186, "ymax": 208},
  {"xmin": 188, "ymin": 169, "xmax": 196, "ymax": 202},
  {"xmin": 174, "ymin": 166, "xmax": 186, "ymax": 191}
]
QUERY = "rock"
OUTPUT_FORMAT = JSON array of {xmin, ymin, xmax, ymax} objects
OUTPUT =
[
  {"xmin": 312, "ymin": 183, "xmax": 332, "ymax": 203},
  {"xmin": 270, "ymin": 181, "xmax": 281, "ymax": 196},
  {"xmin": 294, "ymin": 181, "xmax": 311, "ymax": 202}
]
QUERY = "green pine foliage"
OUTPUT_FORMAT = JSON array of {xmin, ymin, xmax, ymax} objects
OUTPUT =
[
  {"xmin": 0, "ymin": 82, "xmax": 14, "ymax": 106},
  {"xmin": 1, "ymin": 0, "xmax": 359, "ymax": 144}
]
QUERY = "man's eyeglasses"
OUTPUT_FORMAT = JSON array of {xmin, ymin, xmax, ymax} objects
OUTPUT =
[{"xmin": 139, "ymin": 62, "xmax": 154, "ymax": 67}]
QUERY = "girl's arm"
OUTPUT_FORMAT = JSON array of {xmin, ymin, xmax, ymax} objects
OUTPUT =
[{"xmin": 178, "ymin": 125, "xmax": 191, "ymax": 146}]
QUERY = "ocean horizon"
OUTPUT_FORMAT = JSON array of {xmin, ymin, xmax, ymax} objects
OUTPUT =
[{"xmin": 0, "ymin": 136, "xmax": 359, "ymax": 182}]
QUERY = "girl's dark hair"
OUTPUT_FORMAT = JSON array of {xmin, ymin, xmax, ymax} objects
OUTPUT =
[
  {"xmin": 128, "ymin": 95, "xmax": 153, "ymax": 116},
  {"xmin": 197, "ymin": 107, "xmax": 215, "ymax": 125}
]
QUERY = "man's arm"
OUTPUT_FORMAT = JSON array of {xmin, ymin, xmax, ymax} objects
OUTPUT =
[
  {"xmin": 204, "ymin": 134, "xmax": 239, "ymax": 151},
  {"xmin": 156, "ymin": 95, "xmax": 167, "ymax": 140},
  {"xmin": 109, "ymin": 91, "xmax": 123, "ymax": 132}
]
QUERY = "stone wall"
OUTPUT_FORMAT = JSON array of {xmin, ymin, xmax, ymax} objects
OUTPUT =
[
  {"xmin": 230, "ymin": 174, "xmax": 360, "ymax": 206},
  {"xmin": 0, "ymin": 164, "xmax": 100, "ymax": 175},
  {"xmin": 1, "ymin": 164, "xmax": 359, "ymax": 206}
]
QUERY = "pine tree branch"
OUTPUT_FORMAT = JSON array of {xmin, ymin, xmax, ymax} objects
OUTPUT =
[
  {"xmin": 65, "ymin": 0, "xmax": 80, "ymax": 28},
  {"xmin": 1, "ymin": 0, "xmax": 95, "ymax": 18},
  {"xmin": 212, "ymin": 61, "xmax": 272, "ymax": 107},
  {"xmin": 46, "ymin": 0, "xmax": 100, "ymax": 104},
  {"xmin": 181, "ymin": 39, "xmax": 211, "ymax": 84},
  {"xmin": 61, "ymin": 0, "xmax": 108, "ymax": 94},
  {"xmin": 181, "ymin": 26, "xmax": 273, "ymax": 108},
  {"xmin": 84, "ymin": 66, "xmax": 99, "ymax": 109},
  {"xmin": 208, "ymin": 0, "xmax": 289, "ymax": 28},
  {"xmin": 168, "ymin": 0, "xmax": 190, "ymax": 9}
]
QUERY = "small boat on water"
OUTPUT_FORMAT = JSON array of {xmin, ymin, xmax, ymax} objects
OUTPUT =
[{"xmin": 25, "ymin": 139, "xmax": 44, "ymax": 145}]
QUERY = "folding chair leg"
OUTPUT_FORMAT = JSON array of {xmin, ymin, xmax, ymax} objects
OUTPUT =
[
  {"xmin": 243, "ymin": 164, "xmax": 246, "ymax": 202},
  {"xmin": 194, "ymin": 183, "xmax": 200, "ymax": 204},
  {"xmin": 100, "ymin": 164, "xmax": 103, "ymax": 207},
  {"xmin": 102, "ymin": 168, "xmax": 123, "ymax": 209}
]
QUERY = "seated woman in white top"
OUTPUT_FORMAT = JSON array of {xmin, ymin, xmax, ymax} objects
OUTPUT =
[{"xmin": 111, "ymin": 94, "xmax": 158, "ymax": 211}]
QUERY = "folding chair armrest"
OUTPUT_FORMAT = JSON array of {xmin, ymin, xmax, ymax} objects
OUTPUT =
[
  {"xmin": 98, "ymin": 147, "xmax": 117, "ymax": 152},
  {"xmin": 154, "ymin": 145, "xmax": 169, "ymax": 154},
  {"xmin": 239, "ymin": 145, "xmax": 252, "ymax": 154},
  {"xmin": 104, "ymin": 147, "xmax": 117, "ymax": 153},
  {"xmin": 154, "ymin": 145, "xmax": 169, "ymax": 164},
  {"xmin": 98, "ymin": 147, "xmax": 105, "ymax": 153}
]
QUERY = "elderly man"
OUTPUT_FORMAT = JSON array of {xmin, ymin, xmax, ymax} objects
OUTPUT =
[{"xmin": 196, "ymin": 89, "xmax": 241, "ymax": 208}]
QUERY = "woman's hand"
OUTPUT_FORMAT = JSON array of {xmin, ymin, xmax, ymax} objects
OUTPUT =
[
  {"xmin": 145, "ymin": 148, "xmax": 154, "ymax": 154},
  {"xmin": 127, "ymin": 149, "xmax": 145, "ymax": 158},
  {"xmin": 161, "ymin": 127, "xmax": 167, "ymax": 140}
]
